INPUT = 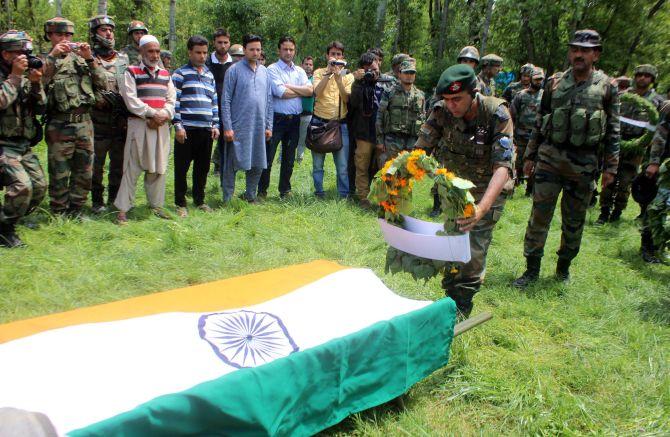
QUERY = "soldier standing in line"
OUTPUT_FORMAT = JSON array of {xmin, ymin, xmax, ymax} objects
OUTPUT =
[
  {"xmin": 457, "ymin": 46, "xmax": 480, "ymax": 70},
  {"xmin": 510, "ymin": 67, "xmax": 544, "ymax": 194},
  {"xmin": 375, "ymin": 59, "xmax": 425, "ymax": 166},
  {"xmin": 88, "ymin": 15, "xmax": 129, "ymax": 214},
  {"xmin": 513, "ymin": 30, "xmax": 620, "ymax": 287},
  {"xmin": 0, "ymin": 31, "xmax": 47, "ymax": 247},
  {"xmin": 120, "ymin": 20, "xmax": 148, "ymax": 66},
  {"xmin": 160, "ymin": 50, "xmax": 173, "ymax": 72},
  {"xmin": 597, "ymin": 64, "xmax": 664, "ymax": 224},
  {"xmin": 502, "ymin": 63, "xmax": 534, "ymax": 103},
  {"xmin": 42, "ymin": 17, "xmax": 107, "ymax": 217},
  {"xmin": 477, "ymin": 54, "xmax": 503, "ymax": 97},
  {"xmin": 415, "ymin": 64, "xmax": 514, "ymax": 317}
]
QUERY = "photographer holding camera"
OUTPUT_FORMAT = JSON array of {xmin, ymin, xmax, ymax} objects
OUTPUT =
[
  {"xmin": 0, "ymin": 31, "xmax": 47, "ymax": 247},
  {"xmin": 349, "ymin": 52, "xmax": 382, "ymax": 207}
]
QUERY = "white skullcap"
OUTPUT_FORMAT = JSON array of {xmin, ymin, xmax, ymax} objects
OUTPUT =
[{"xmin": 139, "ymin": 35, "xmax": 159, "ymax": 47}]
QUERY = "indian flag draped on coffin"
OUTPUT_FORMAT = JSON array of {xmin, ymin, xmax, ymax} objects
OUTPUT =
[{"xmin": 0, "ymin": 261, "xmax": 456, "ymax": 436}]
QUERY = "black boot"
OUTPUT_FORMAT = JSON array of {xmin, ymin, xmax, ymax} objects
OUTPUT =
[
  {"xmin": 556, "ymin": 258, "xmax": 571, "ymax": 283},
  {"xmin": 0, "ymin": 223, "xmax": 25, "ymax": 248},
  {"xmin": 595, "ymin": 208, "xmax": 609, "ymax": 225},
  {"xmin": 609, "ymin": 209, "xmax": 622, "ymax": 222},
  {"xmin": 513, "ymin": 256, "xmax": 541, "ymax": 288},
  {"xmin": 640, "ymin": 231, "xmax": 662, "ymax": 264},
  {"xmin": 429, "ymin": 191, "xmax": 441, "ymax": 218}
]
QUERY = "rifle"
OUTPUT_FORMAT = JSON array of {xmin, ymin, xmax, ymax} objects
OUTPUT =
[{"xmin": 99, "ymin": 90, "xmax": 132, "ymax": 119}]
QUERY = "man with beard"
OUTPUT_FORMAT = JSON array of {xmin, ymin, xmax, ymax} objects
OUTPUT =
[
  {"xmin": 120, "ymin": 20, "xmax": 148, "ymax": 66},
  {"xmin": 510, "ymin": 67, "xmax": 544, "ymax": 193},
  {"xmin": 114, "ymin": 35, "xmax": 176, "ymax": 223},
  {"xmin": 88, "ymin": 15, "xmax": 129, "ymax": 213},
  {"xmin": 503, "ymin": 63, "xmax": 534, "ymax": 103},
  {"xmin": 206, "ymin": 28, "xmax": 232, "ymax": 176},
  {"xmin": 477, "ymin": 54, "xmax": 503, "ymax": 97},
  {"xmin": 514, "ymin": 30, "xmax": 620, "ymax": 287}
]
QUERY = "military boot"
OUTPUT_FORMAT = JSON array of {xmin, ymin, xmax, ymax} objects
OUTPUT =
[
  {"xmin": 595, "ymin": 208, "xmax": 609, "ymax": 225},
  {"xmin": 0, "ymin": 223, "xmax": 25, "ymax": 248},
  {"xmin": 640, "ymin": 232, "xmax": 662, "ymax": 264},
  {"xmin": 555, "ymin": 258, "xmax": 571, "ymax": 283},
  {"xmin": 513, "ymin": 256, "xmax": 541, "ymax": 288},
  {"xmin": 609, "ymin": 209, "xmax": 622, "ymax": 222},
  {"xmin": 429, "ymin": 192, "xmax": 441, "ymax": 218}
]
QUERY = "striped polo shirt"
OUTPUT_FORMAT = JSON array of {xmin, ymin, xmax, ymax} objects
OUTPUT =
[{"xmin": 172, "ymin": 62, "xmax": 219, "ymax": 130}]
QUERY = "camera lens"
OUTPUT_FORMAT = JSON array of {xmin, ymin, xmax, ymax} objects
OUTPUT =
[{"xmin": 27, "ymin": 55, "xmax": 43, "ymax": 69}]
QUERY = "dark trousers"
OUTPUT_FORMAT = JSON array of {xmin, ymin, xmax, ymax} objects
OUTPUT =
[
  {"xmin": 174, "ymin": 128, "xmax": 213, "ymax": 207},
  {"xmin": 258, "ymin": 113, "xmax": 300, "ymax": 196}
]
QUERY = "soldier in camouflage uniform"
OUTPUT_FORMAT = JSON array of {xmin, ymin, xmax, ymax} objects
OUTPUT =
[
  {"xmin": 415, "ymin": 64, "xmax": 514, "ymax": 317},
  {"xmin": 502, "ymin": 63, "xmax": 534, "ymax": 103},
  {"xmin": 160, "ymin": 50, "xmax": 173, "ymax": 72},
  {"xmin": 514, "ymin": 30, "xmax": 620, "ymax": 287},
  {"xmin": 88, "ymin": 15, "xmax": 129, "ymax": 213},
  {"xmin": 477, "ymin": 54, "xmax": 502, "ymax": 97},
  {"xmin": 42, "ymin": 17, "xmax": 107, "ymax": 216},
  {"xmin": 597, "ymin": 64, "xmax": 664, "ymax": 224},
  {"xmin": 457, "ymin": 46, "xmax": 480, "ymax": 70},
  {"xmin": 378, "ymin": 53, "xmax": 410, "ymax": 92},
  {"xmin": 510, "ymin": 67, "xmax": 544, "ymax": 193},
  {"xmin": 120, "ymin": 21, "xmax": 148, "ymax": 66},
  {"xmin": 0, "ymin": 31, "xmax": 47, "ymax": 247},
  {"xmin": 376, "ymin": 59, "xmax": 425, "ymax": 167}
]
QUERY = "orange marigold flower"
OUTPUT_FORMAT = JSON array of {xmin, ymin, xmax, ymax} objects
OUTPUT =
[
  {"xmin": 445, "ymin": 171, "xmax": 456, "ymax": 180},
  {"xmin": 414, "ymin": 169, "xmax": 426, "ymax": 180},
  {"xmin": 435, "ymin": 168, "xmax": 448, "ymax": 176},
  {"xmin": 398, "ymin": 178, "xmax": 408, "ymax": 187},
  {"xmin": 410, "ymin": 149, "xmax": 426, "ymax": 157},
  {"xmin": 463, "ymin": 203, "xmax": 475, "ymax": 218}
]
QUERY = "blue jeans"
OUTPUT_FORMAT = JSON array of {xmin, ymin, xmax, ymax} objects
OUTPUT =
[
  {"xmin": 258, "ymin": 113, "xmax": 300, "ymax": 196},
  {"xmin": 311, "ymin": 118, "xmax": 350, "ymax": 197}
]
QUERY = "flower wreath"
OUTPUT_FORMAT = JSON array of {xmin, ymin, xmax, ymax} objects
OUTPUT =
[
  {"xmin": 368, "ymin": 149, "xmax": 477, "ymax": 281},
  {"xmin": 619, "ymin": 92, "xmax": 659, "ymax": 157}
]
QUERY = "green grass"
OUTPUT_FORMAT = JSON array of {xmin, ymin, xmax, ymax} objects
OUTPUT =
[{"xmin": 1, "ymin": 146, "xmax": 669, "ymax": 435}]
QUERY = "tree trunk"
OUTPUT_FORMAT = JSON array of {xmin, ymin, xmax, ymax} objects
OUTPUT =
[
  {"xmin": 55, "ymin": 0, "xmax": 62, "ymax": 16},
  {"xmin": 374, "ymin": 0, "xmax": 388, "ymax": 47},
  {"xmin": 4, "ymin": 0, "xmax": 12, "ymax": 28},
  {"xmin": 520, "ymin": 6, "xmax": 534, "ymax": 62},
  {"xmin": 393, "ymin": 0, "xmax": 402, "ymax": 53},
  {"xmin": 619, "ymin": 0, "xmax": 666, "ymax": 75},
  {"xmin": 480, "ymin": 0, "xmax": 494, "ymax": 54},
  {"xmin": 436, "ymin": 0, "xmax": 450, "ymax": 59},
  {"xmin": 169, "ymin": 0, "xmax": 177, "ymax": 53},
  {"xmin": 97, "ymin": 0, "xmax": 107, "ymax": 15}
]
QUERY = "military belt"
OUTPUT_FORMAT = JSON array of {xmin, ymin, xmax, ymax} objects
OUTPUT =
[
  {"xmin": 548, "ymin": 141, "xmax": 598, "ymax": 152},
  {"xmin": 51, "ymin": 110, "xmax": 91, "ymax": 123}
]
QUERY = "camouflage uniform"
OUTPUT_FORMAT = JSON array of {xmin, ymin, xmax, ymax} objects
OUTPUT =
[
  {"xmin": 478, "ymin": 54, "xmax": 503, "ymax": 97},
  {"xmin": 88, "ymin": 15, "xmax": 129, "ymax": 209},
  {"xmin": 0, "ymin": 31, "xmax": 47, "ymax": 247},
  {"xmin": 375, "ymin": 70, "xmax": 425, "ymax": 167},
  {"xmin": 599, "ymin": 65, "xmax": 664, "ymax": 222},
  {"xmin": 502, "ymin": 63, "xmax": 534, "ymax": 103},
  {"xmin": 415, "ymin": 64, "xmax": 514, "ymax": 315},
  {"xmin": 517, "ymin": 30, "xmax": 620, "ymax": 284},
  {"xmin": 120, "ymin": 21, "xmax": 148, "ymax": 66},
  {"xmin": 510, "ymin": 73, "xmax": 543, "ymax": 187},
  {"xmin": 42, "ymin": 17, "xmax": 107, "ymax": 214}
]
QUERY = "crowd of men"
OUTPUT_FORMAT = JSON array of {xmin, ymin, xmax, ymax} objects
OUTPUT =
[{"xmin": 0, "ymin": 17, "xmax": 668, "ymax": 315}]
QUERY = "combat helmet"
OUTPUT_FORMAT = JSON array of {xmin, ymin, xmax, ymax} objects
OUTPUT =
[
  {"xmin": 457, "ymin": 46, "xmax": 480, "ymax": 65},
  {"xmin": 0, "ymin": 30, "xmax": 33, "ymax": 52},
  {"xmin": 127, "ymin": 20, "xmax": 148, "ymax": 35},
  {"xmin": 634, "ymin": 64, "xmax": 658, "ymax": 81},
  {"xmin": 89, "ymin": 15, "xmax": 115, "ymax": 32},
  {"xmin": 44, "ymin": 17, "xmax": 75, "ymax": 41},
  {"xmin": 519, "ymin": 63, "xmax": 534, "ymax": 76}
]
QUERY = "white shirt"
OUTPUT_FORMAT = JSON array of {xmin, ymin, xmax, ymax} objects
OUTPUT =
[{"xmin": 210, "ymin": 52, "xmax": 232, "ymax": 65}]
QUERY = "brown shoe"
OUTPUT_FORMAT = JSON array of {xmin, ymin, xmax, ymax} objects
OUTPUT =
[
  {"xmin": 359, "ymin": 198, "xmax": 372, "ymax": 209},
  {"xmin": 177, "ymin": 207, "xmax": 189, "ymax": 218},
  {"xmin": 117, "ymin": 211, "xmax": 129, "ymax": 225},
  {"xmin": 151, "ymin": 207, "xmax": 172, "ymax": 220},
  {"xmin": 197, "ymin": 204, "xmax": 213, "ymax": 213}
]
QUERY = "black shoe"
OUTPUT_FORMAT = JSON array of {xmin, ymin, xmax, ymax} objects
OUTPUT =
[
  {"xmin": 595, "ymin": 209, "xmax": 609, "ymax": 225},
  {"xmin": 609, "ymin": 209, "xmax": 622, "ymax": 222},
  {"xmin": 555, "ymin": 258, "xmax": 571, "ymax": 283},
  {"xmin": 641, "ymin": 248, "xmax": 662, "ymax": 264},
  {"xmin": 513, "ymin": 256, "xmax": 541, "ymax": 288},
  {"xmin": 0, "ymin": 224, "xmax": 25, "ymax": 248}
]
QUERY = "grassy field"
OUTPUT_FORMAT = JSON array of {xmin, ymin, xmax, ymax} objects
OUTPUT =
[{"xmin": 1, "ymin": 147, "xmax": 669, "ymax": 435}]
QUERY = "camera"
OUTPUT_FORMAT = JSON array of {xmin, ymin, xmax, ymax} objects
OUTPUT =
[
  {"xmin": 363, "ymin": 69, "xmax": 376, "ymax": 82},
  {"xmin": 26, "ymin": 53, "xmax": 43, "ymax": 69},
  {"xmin": 329, "ymin": 59, "xmax": 347, "ymax": 67},
  {"xmin": 67, "ymin": 42, "xmax": 81, "ymax": 50}
]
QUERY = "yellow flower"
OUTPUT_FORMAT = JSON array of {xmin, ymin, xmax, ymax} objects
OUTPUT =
[
  {"xmin": 450, "ymin": 266, "xmax": 459, "ymax": 274},
  {"xmin": 410, "ymin": 149, "xmax": 426, "ymax": 158},
  {"xmin": 445, "ymin": 171, "xmax": 456, "ymax": 181},
  {"xmin": 435, "ymin": 168, "xmax": 448, "ymax": 176},
  {"xmin": 463, "ymin": 203, "xmax": 475, "ymax": 218},
  {"xmin": 381, "ymin": 160, "xmax": 393, "ymax": 175}
]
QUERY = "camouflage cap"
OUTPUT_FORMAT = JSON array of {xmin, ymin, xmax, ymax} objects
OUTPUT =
[
  {"xmin": 457, "ymin": 46, "xmax": 480, "ymax": 64},
  {"xmin": 399, "ymin": 59, "xmax": 416, "ymax": 73},
  {"xmin": 229, "ymin": 44, "xmax": 244, "ymax": 56},
  {"xmin": 44, "ymin": 17, "xmax": 75, "ymax": 41},
  {"xmin": 634, "ymin": 64, "xmax": 658, "ymax": 80},
  {"xmin": 127, "ymin": 20, "xmax": 148, "ymax": 34},
  {"xmin": 0, "ymin": 30, "xmax": 33, "ymax": 52},
  {"xmin": 436, "ymin": 64, "xmax": 478, "ymax": 95},
  {"xmin": 481, "ymin": 54, "xmax": 503, "ymax": 67},
  {"xmin": 391, "ymin": 53, "xmax": 411, "ymax": 67},
  {"xmin": 569, "ymin": 29, "xmax": 602, "ymax": 48},
  {"xmin": 89, "ymin": 15, "xmax": 115, "ymax": 31},
  {"xmin": 160, "ymin": 50, "xmax": 172, "ymax": 58},
  {"xmin": 520, "ymin": 63, "xmax": 534, "ymax": 75},
  {"xmin": 531, "ymin": 67, "xmax": 545, "ymax": 80}
]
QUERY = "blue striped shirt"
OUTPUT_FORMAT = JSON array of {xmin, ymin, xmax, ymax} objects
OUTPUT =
[{"xmin": 172, "ymin": 62, "xmax": 219, "ymax": 130}]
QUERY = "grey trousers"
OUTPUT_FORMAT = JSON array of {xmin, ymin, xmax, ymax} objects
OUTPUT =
[{"xmin": 220, "ymin": 141, "xmax": 263, "ymax": 202}]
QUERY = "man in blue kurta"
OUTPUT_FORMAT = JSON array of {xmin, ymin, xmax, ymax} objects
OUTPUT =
[{"xmin": 221, "ymin": 34, "xmax": 273, "ymax": 203}]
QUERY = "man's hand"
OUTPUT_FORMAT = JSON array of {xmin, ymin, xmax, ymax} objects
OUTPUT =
[
  {"xmin": 353, "ymin": 69, "xmax": 365, "ymax": 81},
  {"xmin": 49, "ymin": 42, "xmax": 72, "ymax": 57},
  {"xmin": 146, "ymin": 118, "xmax": 160, "ymax": 130},
  {"xmin": 211, "ymin": 128, "xmax": 220, "ymax": 140},
  {"xmin": 457, "ymin": 204, "xmax": 485, "ymax": 233},
  {"xmin": 224, "ymin": 129, "xmax": 234, "ymax": 142},
  {"xmin": 152, "ymin": 110, "xmax": 169, "ymax": 126},
  {"xmin": 523, "ymin": 159, "xmax": 535, "ymax": 178},
  {"xmin": 601, "ymin": 171, "xmax": 615, "ymax": 189},
  {"xmin": 11, "ymin": 55, "xmax": 28, "ymax": 76},
  {"xmin": 79, "ymin": 43, "xmax": 93, "ymax": 60},
  {"xmin": 175, "ymin": 129, "xmax": 187, "ymax": 144},
  {"xmin": 646, "ymin": 163, "xmax": 660, "ymax": 179},
  {"xmin": 265, "ymin": 129, "xmax": 272, "ymax": 140}
]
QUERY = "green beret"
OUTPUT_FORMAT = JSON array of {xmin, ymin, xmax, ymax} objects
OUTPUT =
[{"xmin": 436, "ymin": 64, "xmax": 477, "ymax": 95}]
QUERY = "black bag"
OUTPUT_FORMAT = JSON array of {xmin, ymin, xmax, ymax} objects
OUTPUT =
[{"xmin": 306, "ymin": 97, "xmax": 343, "ymax": 153}]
